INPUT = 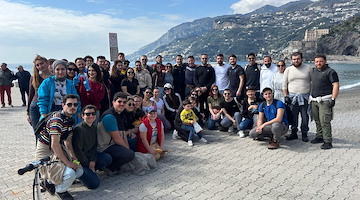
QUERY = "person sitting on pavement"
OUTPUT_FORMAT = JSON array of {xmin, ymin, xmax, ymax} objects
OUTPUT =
[
  {"xmin": 137, "ymin": 106, "xmax": 166, "ymax": 160},
  {"xmin": 207, "ymin": 85, "xmax": 225, "ymax": 130},
  {"xmin": 35, "ymin": 94, "xmax": 84, "ymax": 200},
  {"xmin": 97, "ymin": 92, "xmax": 135, "ymax": 175},
  {"xmin": 72, "ymin": 105, "xmax": 112, "ymax": 189},
  {"xmin": 249, "ymin": 87, "xmax": 289, "ymax": 149},
  {"xmin": 237, "ymin": 86, "xmax": 261, "ymax": 138}
]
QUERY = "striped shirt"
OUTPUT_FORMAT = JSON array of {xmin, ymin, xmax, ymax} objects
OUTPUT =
[{"xmin": 38, "ymin": 112, "xmax": 74, "ymax": 145}]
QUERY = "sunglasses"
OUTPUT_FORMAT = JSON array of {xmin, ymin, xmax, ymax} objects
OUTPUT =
[
  {"xmin": 116, "ymin": 100, "xmax": 126, "ymax": 104},
  {"xmin": 195, "ymin": 90, "xmax": 201, "ymax": 92},
  {"xmin": 277, "ymin": 64, "xmax": 284, "ymax": 67},
  {"xmin": 224, "ymin": 93, "xmax": 231, "ymax": 95},
  {"xmin": 127, "ymin": 103, "xmax": 135, "ymax": 107},
  {"xmin": 66, "ymin": 103, "xmax": 78, "ymax": 107},
  {"xmin": 191, "ymin": 93, "xmax": 198, "ymax": 96},
  {"xmin": 127, "ymin": 72, "xmax": 134, "ymax": 74},
  {"xmin": 164, "ymin": 88, "xmax": 171, "ymax": 90},
  {"xmin": 145, "ymin": 91, "xmax": 152, "ymax": 94},
  {"xmin": 84, "ymin": 112, "xmax": 96, "ymax": 116},
  {"xmin": 212, "ymin": 88, "xmax": 218, "ymax": 91},
  {"xmin": 68, "ymin": 68, "xmax": 77, "ymax": 71}
]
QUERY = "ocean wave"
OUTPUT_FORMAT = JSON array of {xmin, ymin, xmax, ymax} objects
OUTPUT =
[{"xmin": 340, "ymin": 82, "xmax": 360, "ymax": 90}]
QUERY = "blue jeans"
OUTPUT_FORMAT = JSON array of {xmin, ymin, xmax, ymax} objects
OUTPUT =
[
  {"xmin": 290, "ymin": 101, "xmax": 309, "ymax": 136},
  {"xmin": 55, "ymin": 167, "xmax": 83, "ymax": 193},
  {"xmin": 127, "ymin": 134, "xmax": 138, "ymax": 152},
  {"xmin": 220, "ymin": 112, "xmax": 242, "ymax": 128},
  {"xmin": 207, "ymin": 117, "xmax": 221, "ymax": 130},
  {"xmin": 29, "ymin": 101, "xmax": 40, "ymax": 131},
  {"xmin": 104, "ymin": 144, "xmax": 135, "ymax": 171},
  {"xmin": 95, "ymin": 152, "xmax": 113, "ymax": 170},
  {"xmin": 239, "ymin": 118, "xmax": 253, "ymax": 130},
  {"xmin": 181, "ymin": 124, "xmax": 203, "ymax": 141}
]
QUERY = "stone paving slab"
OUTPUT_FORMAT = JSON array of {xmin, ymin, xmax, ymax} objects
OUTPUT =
[{"xmin": 1, "ymin": 89, "xmax": 360, "ymax": 200}]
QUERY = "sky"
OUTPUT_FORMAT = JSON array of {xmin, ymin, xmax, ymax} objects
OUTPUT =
[{"xmin": 0, "ymin": 0, "xmax": 302, "ymax": 64}]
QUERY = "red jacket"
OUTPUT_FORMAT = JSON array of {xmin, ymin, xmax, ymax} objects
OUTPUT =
[
  {"xmin": 137, "ymin": 117, "xmax": 163, "ymax": 153},
  {"xmin": 76, "ymin": 77, "xmax": 105, "ymax": 110}
]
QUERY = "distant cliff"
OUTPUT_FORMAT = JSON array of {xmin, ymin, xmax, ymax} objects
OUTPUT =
[{"xmin": 317, "ymin": 16, "xmax": 360, "ymax": 56}]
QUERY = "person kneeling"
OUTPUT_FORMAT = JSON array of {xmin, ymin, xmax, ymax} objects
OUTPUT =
[
  {"xmin": 249, "ymin": 88, "xmax": 289, "ymax": 149},
  {"xmin": 137, "ymin": 106, "xmax": 166, "ymax": 160},
  {"xmin": 180, "ymin": 99, "xmax": 207, "ymax": 147}
]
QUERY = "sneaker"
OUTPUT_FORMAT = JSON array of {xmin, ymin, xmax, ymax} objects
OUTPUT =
[
  {"xmin": 321, "ymin": 142, "xmax": 333, "ymax": 150},
  {"xmin": 285, "ymin": 134, "xmax": 298, "ymax": 140},
  {"xmin": 310, "ymin": 137, "xmax": 324, "ymax": 144},
  {"xmin": 302, "ymin": 137, "xmax": 309, "ymax": 142},
  {"xmin": 268, "ymin": 141, "xmax": 280, "ymax": 149},
  {"xmin": 238, "ymin": 130, "xmax": 245, "ymax": 138},
  {"xmin": 40, "ymin": 180, "xmax": 55, "ymax": 195},
  {"xmin": 22, "ymin": 104, "xmax": 26, "ymax": 107},
  {"xmin": 9, "ymin": 104, "xmax": 13, "ymax": 107},
  {"xmin": 101, "ymin": 167, "xmax": 117, "ymax": 177},
  {"xmin": 199, "ymin": 137, "xmax": 207, "ymax": 143},
  {"xmin": 1, "ymin": 104, "xmax": 4, "ymax": 108},
  {"xmin": 172, "ymin": 130, "xmax": 179, "ymax": 140},
  {"xmin": 56, "ymin": 191, "xmax": 74, "ymax": 200},
  {"xmin": 228, "ymin": 126, "xmax": 234, "ymax": 133},
  {"xmin": 188, "ymin": 140, "xmax": 193, "ymax": 146}
]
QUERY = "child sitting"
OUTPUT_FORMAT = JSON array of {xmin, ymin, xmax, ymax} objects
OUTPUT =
[{"xmin": 180, "ymin": 99, "xmax": 207, "ymax": 146}]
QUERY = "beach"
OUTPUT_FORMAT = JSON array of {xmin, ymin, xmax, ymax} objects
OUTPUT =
[{"xmin": 1, "ymin": 86, "xmax": 360, "ymax": 199}]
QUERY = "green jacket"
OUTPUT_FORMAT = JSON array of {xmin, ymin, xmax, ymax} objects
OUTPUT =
[{"xmin": 0, "ymin": 68, "xmax": 15, "ymax": 86}]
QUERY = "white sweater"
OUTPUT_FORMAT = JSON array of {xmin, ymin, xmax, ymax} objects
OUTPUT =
[{"xmin": 282, "ymin": 64, "xmax": 311, "ymax": 94}]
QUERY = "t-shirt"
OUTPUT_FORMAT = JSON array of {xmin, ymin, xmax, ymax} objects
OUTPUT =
[
  {"xmin": 139, "ymin": 121, "xmax": 164, "ymax": 144},
  {"xmin": 228, "ymin": 65, "xmax": 244, "ymax": 96},
  {"xmin": 38, "ymin": 112, "xmax": 73, "ymax": 145},
  {"xmin": 151, "ymin": 97, "xmax": 164, "ymax": 115},
  {"xmin": 244, "ymin": 64, "xmax": 261, "ymax": 90},
  {"xmin": 102, "ymin": 113, "xmax": 125, "ymax": 132},
  {"xmin": 310, "ymin": 66, "xmax": 339, "ymax": 97},
  {"xmin": 214, "ymin": 64, "xmax": 230, "ymax": 91},
  {"xmin": 259, "ymin": 100, "xmax": 288, "ymax": 125},
  {"xmin": 121, "ymin": 78, "xmax": 139, "ymax": 95},
  {"xmin": 220, "ymin": 98, "xmax": 240, "ymax": 117},
  {"xmin": 207, "ymin": 95, "xmax": 225, "ymax": 109}
]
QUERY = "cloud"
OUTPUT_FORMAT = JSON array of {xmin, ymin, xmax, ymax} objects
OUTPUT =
[
  {"xmin": 230, "ymin": 0, "xmax": 294, "ymax": 14},
  {"xmin": 0, "ymin": 0, "xmax": 183, "ymax": 63}
]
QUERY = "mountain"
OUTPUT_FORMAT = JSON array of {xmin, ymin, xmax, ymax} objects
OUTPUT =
[
  {"xmin": 127, "ymin": 0, "xmax": 359, "ymax": 62},
  {"xmin": 317, "ymin": 16, "xmax": 360, "ymax": 56}
]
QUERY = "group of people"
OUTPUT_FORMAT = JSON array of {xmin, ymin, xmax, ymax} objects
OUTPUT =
[{"xmin": 13, "ymin": 51, "xmax": 338, "ymax": 200}]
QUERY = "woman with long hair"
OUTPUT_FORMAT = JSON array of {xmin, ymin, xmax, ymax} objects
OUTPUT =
[
  {"xmin": 207, "ymin": 85, "xmax": 225, "ymax": 130},
  {"xmin": 162, "ymin": 83, "xmax": 182, "ymax": 129},
  {"xmin": 121, "ymin": 68, "xmax": 140, "ymax": 96},
  {"xmin": 66, "ymin": 62, "xmax": 79, "ymax": 80},
  {"xmin": 163, "ymin": 63, "xmax": 174, "ymax": 86},
  {"xmin": 37, "ymin": 60, "xmax": 80, "ymax": 120},
  {"xmin": 27, "ymin": 55, "xmax": 53, "ymax": 131},
  {"xmin": 76, "ymin": 63, "xmax": 106, "ymax": 124},
  {"xmin": 152, "ymin": 63, "xmax": 165, "ymax": 97},
  {"xmin": 110, "ymin": 60, "xmax": 126, "ymax": 98}
]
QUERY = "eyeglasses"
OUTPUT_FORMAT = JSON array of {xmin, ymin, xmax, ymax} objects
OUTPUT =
[
  {"xmin": 68, "ymin": 68, "xmax": 76, "ymax": 71},
  {"xmin": 116, "ymin": 100, "xmax": 126, "ymax": 104},
  {"xmin": 66, "ymin": 103, "xmax": 78, "ymax": 107},
  {"xmin": 277, "ymin": 64, "xmax": 284, "ymax": 67},
  {"xmin": 84, "ymin": 112, "xmax": 96, "ymax": 116},
  {"xmin": 224, "ymin": 93, "xmax": 231, "ymax": 95},
  {"xmin": 127, "ymin": 103, "xmax": 135, "ymax": 107}
]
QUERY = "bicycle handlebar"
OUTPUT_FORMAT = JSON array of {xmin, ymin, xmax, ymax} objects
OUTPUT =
[{"xmin": 18, "ymin": 156, "xmax": 51, "ymax": 175}]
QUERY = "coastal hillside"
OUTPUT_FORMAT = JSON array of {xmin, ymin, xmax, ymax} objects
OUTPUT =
[
  {"xmin": 127, "ymin": 0, "xmax": 359, "ymax": 61},
  {"xmin": 317, "ymin": 16, "xmax": 360, "ymax": 56}
]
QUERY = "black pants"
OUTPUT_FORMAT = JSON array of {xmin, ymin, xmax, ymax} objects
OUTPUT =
[
  {"xmin": 104, "ymin": 144, "xmax": 135, "ymax": 171},
  {"xmin": 19, "ymin": 87, "xmax": 29, "ymax": 105}
]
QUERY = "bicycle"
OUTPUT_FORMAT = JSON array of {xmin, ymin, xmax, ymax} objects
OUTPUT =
[{"xmin": 18, "ymin": 156, "xmax": 57, "ymax": 200}]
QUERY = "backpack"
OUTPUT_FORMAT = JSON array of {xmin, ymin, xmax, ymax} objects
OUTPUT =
[
  {"xmin": 34, "ymin": 111, "xmax": 59, "ymax": 139},
  {"xmin": 260, "ymin": 99, "xmax": 293, "ymax": 125}
]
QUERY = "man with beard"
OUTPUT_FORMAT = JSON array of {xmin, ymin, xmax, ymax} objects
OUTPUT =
[
  {"xmin": 244, "ymin": 53, "xmax": 261, "ymax": 100},
  {"xmin": 282, "ymin": 52, "xmax": 311, "ymax": 142},
  {"xmin": 227, "ymin": 54, "xmax": 245, "ymax": 98},
  {"xmin": 172, "ymin": 55, "xmax": 186, "ymax": 99},
  {"xmin": 134, "ymin": 61, "xmax": 152, "ymax": 95},
  {"xmin": 260, "ymin": 56, "xmax": 278, "ymax": 92},
  {"xmin": 213, "ymin": 54, "xmax": 230, "ymax": 94}
]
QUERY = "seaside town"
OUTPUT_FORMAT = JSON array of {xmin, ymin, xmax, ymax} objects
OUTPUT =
[{"xmin": 1, "ymin": 0, "xmax": 360, "ymax": 200}]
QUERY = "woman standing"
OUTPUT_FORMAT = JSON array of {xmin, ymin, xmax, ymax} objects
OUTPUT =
[
  {"xmin": 37, "ymin": 60, "xmax": 80, "ymax": 119},
  {"xmin": 207, "ymin": 85, "xmax": 225, "ymax": 130},
  {"xmin": 271, "ymin": 60, "xmax": 286, "ymax": 102},
  {"xmin": 121, "ymin": 68, "xmax": 140, "ymax": 96},
  {"xmin": 27, "ymin": 55, "xmax": 53, "ymax": 130},
  {"xmin": 152, "ymin": 64, "xmax": 165, "ymax": 97},
  {"xmin": 76, "ymin": 63, "xmax": 105, "ymax": 124},
  {"xmin": 163, "ymin": 83, "xmax": 182, "ymax": 129},
  {"xmin": 163, "ymin": 63, "xmax": 174, "ymax": 85},
  {"xmin": 110, "ymin": 60, "xmax": 126, "ymax": 98},
  {"xmin": 66, "ymin": 62, "xmax": 79, "ymax": 80}
]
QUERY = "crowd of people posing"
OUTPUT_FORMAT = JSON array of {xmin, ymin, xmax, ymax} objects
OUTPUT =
[{"xmin": 24, "ymin": 51, "xmax": 338, "ymax": 200}]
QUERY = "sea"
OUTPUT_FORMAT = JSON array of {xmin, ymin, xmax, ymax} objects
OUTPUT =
[{"xmin": 6, "ymin": 61, "xmax": 360, "ymax": 91}]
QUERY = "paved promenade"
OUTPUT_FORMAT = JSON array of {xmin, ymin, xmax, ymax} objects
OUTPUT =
[{"xmin": 1, "ymin": 89, "xmax": 360, "ymax": 200}]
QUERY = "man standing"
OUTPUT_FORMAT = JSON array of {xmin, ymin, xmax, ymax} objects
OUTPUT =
[
  {"xmin": 250, "ymin": 88, "xmax": 289, "ymax": 149},
  {"xmin": 84, "ymin": 55, "xmax": 94, "ymax": 68},
  {"xmin": 134, "ymin": 61, "xmax": 152, "ymax": 95},
  {"xmin": 97, "ymin": 56, "xmax": 110, "ymax": 87},
  {"xmin": 151, "ymin": 55, "xmax": 166, "ymax": 71},
  {"xmin": 0, "ymin": 63, "xmax": 15, "ymax": 107},
  {"xmin": 35, "ymin": 94, "xmax": 83, "ymax": 199},
  {"xmin": 172, "ymin": 55, "xmax": 186, "ymax": 99},
  {"xmin": 213, "ymin": 54, "xmax": 230, "ymax": 94},
  {"xmin": 75, "ymin": 57, "xmax": 87, "ymax": 78},
  {"xmin": 194, "ymin": 54, "xmax": 215, "ymax": 117},
  {"xmin": 97, "ymin": 92, "xmax": 135, "ymax": 173},
  {"xmin": 140, "ymin": 55, "xmax": 154, "ymax": 75},
  {"xmin": 282, "ymin": 52, "xmax": 311, "ymax": 142},
  {"xmin": 227, "ymin": 54, "xmax": 245, "ymax": 98},
  {"xmin": 260, "ymin": 56, "xmax": 278, "ymax": 92},
  {"xmin": 15, "ymin": 65, "xmax": 31, "ymax": 106},
  {"xmin": 117, "ymin": 52, "xmax": 125, "ymax": 62},
  {"xmin": 309, "ymin": 54, "xmax": 339, "ymax": 149},
  {"xmin": 244, "ymin": 53, "xmax": 261, "ymax": 99}
]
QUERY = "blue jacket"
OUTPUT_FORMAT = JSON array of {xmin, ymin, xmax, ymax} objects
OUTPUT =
[{"xmin": 37, "ymin": 76, "xmax": 81, "ymax": 116}]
